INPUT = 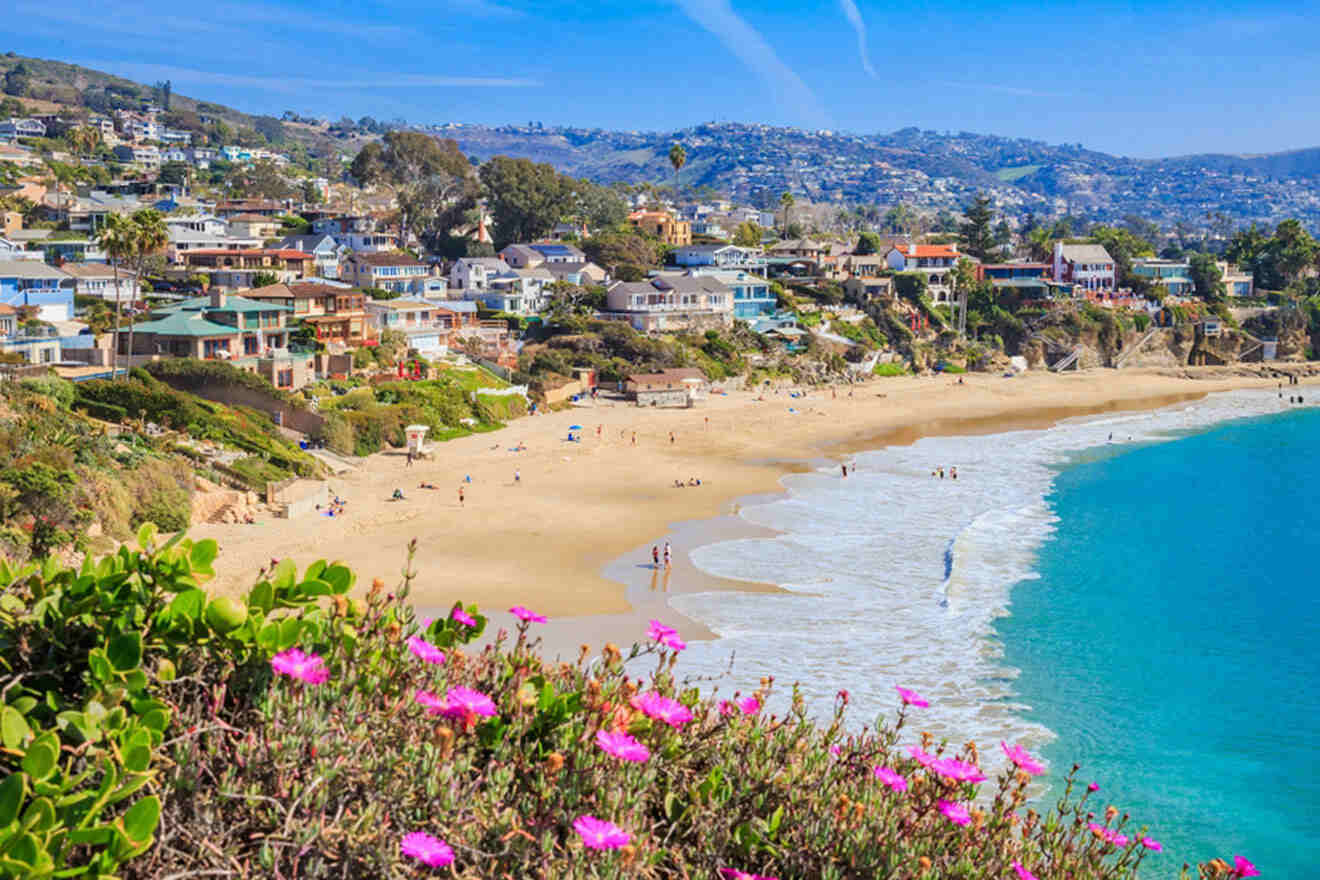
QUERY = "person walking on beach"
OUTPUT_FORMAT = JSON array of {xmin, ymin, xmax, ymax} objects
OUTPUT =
[
  {"xmin": 950, "ymin": 466, "xmax": 958, "ymax": 480},
  {"xmin": 841, "ymin": 463, "xmax": 847, "ymax": 478},
  {"xmin": 458, "ymin": 486, "xmax": 464, "ymax": 507},
  {"xmin": 631, "ymin": 432, "xmax": 637, "ymax": 446},
  {"xmin": 669, "ymin": 431, "xmax": 675, "ymax": 445},
  {"xmin": 652, "ymin": 545, "xmax": 660, "ymax": 568},
  {"xmin": 663, "ymin": 541, "xmax": 672, "ymax": 569},
  {"xmin": 514, "ymin": 468, "xmax": 521, "ymax": 485},
  {"xmin": 406, "ymin": 450, "xmax": 414, "ymax": 468}
]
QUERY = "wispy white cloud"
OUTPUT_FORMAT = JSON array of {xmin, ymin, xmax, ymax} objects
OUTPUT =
[
  {"xmin": 936, "ymin": 80, "xmax": 1070, "ymax": 99},
  {"xmin": 82, "ymin": 62, "xmax": 541, "ymax": 92},
  {"xmin": 838, "ymin": 0, "xmax": 876, "ymax": 78},
  {"xmin": 673, "ymin": 0, "xmax": 829, "ymax": 128}
]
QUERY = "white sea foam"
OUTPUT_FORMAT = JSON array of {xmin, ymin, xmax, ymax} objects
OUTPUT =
[{"xmin": 659, "ymin": 389, "xmax": 1294, "ymax": 775}]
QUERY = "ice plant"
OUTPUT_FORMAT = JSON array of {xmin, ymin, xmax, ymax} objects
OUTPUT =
[
  {"xmin": 400, "ymin": 831, "xmax": 454, "ymax": 868},
  {"xmin": 895, "ymin": 685, "xmax": 929, "ymax": 707},
  {"xmin": 440, "ymin": 686, "xmax": 498, "ymax": 720},
  {"xmin": 931, "ymin": 757, "xmax": 987, "ymax": 784},
  {"xmin": 414, "ymin": 689, "xmax": 446, "ymax": 714},
  {"xmin": 937, "ymin": 800, "xmax": 971, "ymax": 827},
  {"xmin": 630, "ymin": 691, "xmax": 693, "ymax": 727},
  {"xmin": 509, "ymin": 605, "xmax": 547, "ymax": 623},
  {"xmin": 1141, "ymin": 836, "xmax": 1163, "ymax": 851},
  {"xmin": 573, "ymin": 815, "xmax": 631, "ymax": 850},
  {"xmin": 270, "ymin": 648, "xmax": 329, "ymax": 684},
  {"xmin": 1232, "ymin": 855, "xmax": 1260, "ymax": 877},
  {"xmin": 873, "ymin": 766, "xmax": 908, "ymax": 792},
  {"xmin": 451, "ymin": 607, "xmax": 477, "ymax": 626},
  {"xmin": 1001, "ymin": 741, "xmax": 1046, "ymax": 776},
  {"xmin": 1011, "ymin": 861, "xmax": 1039, "ymax": 880},
  {"xmin": 737, "ymin": 695, "xmax": 761, "ymax": 715},
  {"xmin": 906, "ymin": 746, "xmax": 938, "ymax": 768},
  {"xmin": 1088, "ymin": 782, "xmax": 1100, "ymax": 792},
  {"xmin": 406, "ymin": 636, "xmax": 445, "ymax": 665},
  {"xmin": 595, "ymin": 729, "xmax": 650, "ymax": 763},
  {"xmin": 1087, "ymin": 823, "xmax": 1129, "ymax": 847},
  {"xmin": 647, "ymin": 619, "xmax": 686, "ymax": 651},
  {"xmin": 718, "ymin": 870, "xmax": 779, "ymax": 880}
]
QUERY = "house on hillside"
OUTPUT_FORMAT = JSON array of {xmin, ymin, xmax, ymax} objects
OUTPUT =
[
  {"xmin": 1131, "ymin": 258, "xmax": 1193, "ymax": 297},
  {"xmin": 684, "ymin": 268, "xmax": 776, "ymax": 319},
  {"xmin": 342, "ymin": 252, "xmax": 435, "ymax": 295},
  {"xmin": 885, "ymin": 243, "xmax": 962, "ymax": 303},
  {"xmin": 602, "ymin": 274, "xmax": 732, "ymax": 332},
  {"xmin": 182, "ymin": 249, "xmax": 316, "ymax": 292},
  {"xmin": 226, "ymin": 213, "xmax": 281, "ymax": 240},
  {"xmin": 277, "ymin": 234, "xmax": 344, "ymax": 279},
  {"xmin": 1052, "ymin": 242, "xmax": 1115, "ymax": 293},
  {"xmin": 1217, "ymin": 262, "xmax": 1254, "ymax": 298},
  {"xmin": 842, "ymin": 275, "xmax": 893, "ymax": 305},
  {"xmin": 0, "ymin": 261, "xmax": 75, "ymax": 322},
  {"xmin": 121, "ymin": 292, "xmax": 292, "ymax": 361},
  {"xmin": 58, "ymin": 263, "xmax": 139, "ymax": 304},
  {"xmin": 449, "ymin": 257, "xmax": 512, "ymax": 292},
  {"xmin": 0, "ymin": 118, "xmax": 46, "ymax": 141},
  {"xmin": 311, "ymin": 216, "xmax": 397, "ymax": 252},
  {"xmin": 977, "ymin": 263, "xmax": 1067, "ymax": 300},
  {"xmin": 242, "ymin": 281, "xmax": 372, "ymax": 347},
  {"xmin": 628, "ymin": 210, "xmax": 692, "ymax": 246},
  {"xmin": 672, "ymin": 243, "xmax": 764, "ymax": 269}
]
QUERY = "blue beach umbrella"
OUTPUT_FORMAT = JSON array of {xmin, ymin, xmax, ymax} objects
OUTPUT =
[{"xmin": 569, "ymin": 424, "xmax": 582, "ymax": 430}]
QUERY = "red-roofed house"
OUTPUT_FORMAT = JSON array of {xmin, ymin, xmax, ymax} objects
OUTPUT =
[{"xmin": 885, "ymin": 243, "xmax": 963, "ymax": 303}]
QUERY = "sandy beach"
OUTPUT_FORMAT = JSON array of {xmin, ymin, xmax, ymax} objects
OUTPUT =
[{"xmin": 193, "ymin": 365, "xmax": 1301, "ymax": 651}]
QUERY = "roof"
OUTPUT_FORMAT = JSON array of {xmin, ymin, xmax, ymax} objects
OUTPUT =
[
  {"xmin": 1057, "ymin": 243, "xmax": 1114, "ymax": 263},
  {"xmin": 127, "ymin": 311, "xmax": 239, "ymax": 337},
  {"xmin": 456, "ymin": 257, "xmax": 512, "ymax": 270},
  {"xmin": 528, "ymin": 242, "xmax": 585, "ymax": 259},
  {"xmin": 544, "ymin": 261, "xmax": 603, "ymax": 277},
  {"xmin": 185, "ymin": 249, "xmax": 313, "ymax": 258},
  {"xmin": 156, "ymin": 294, "xmax": 292, "ymax": 314},
  {"xmin": 428, "ymin": 300, "xmax": 478, "ymax": 313},
  {"xmin": 350, "ymin": 252, "xmax": 428, "ymax": 267},
  {"xmin": 227, "ymin": 213, "xmax": 275, "ymax": 222},
  {"xmin": 768, "ymin": 238, "xmax": 825, "ymax": 252},
  {"xmin": 891, "ymin": 244, "xmax": 959, "ymax": 259},
  {"xmin": 57, "ymin": 263, "xmax": 136, "ymax": 279},
  {"xmin": 0, "ymin": 261, "xmax": 69, "ymax": 280},
  {"xmin": 627, "ymin": 367, "xmax": 705, "ymax": 385},
  {"xmin": 367, "ymin": 298, "xmax": 433, "ymax": 311}
]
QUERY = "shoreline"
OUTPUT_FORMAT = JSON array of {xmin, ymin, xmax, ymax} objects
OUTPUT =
[{"xmin": 192, "ymin": 365, "xmax": 1305, "ymax": 658}]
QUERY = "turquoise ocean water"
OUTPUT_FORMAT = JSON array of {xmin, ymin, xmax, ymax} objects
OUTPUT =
[
  {"xmin": 661, "ymin": 390, "xmax": 1313, "ymax": 877},
  {"xmin": 998, "ymin": 407, "xmax": 1320, "ymax": 876}
]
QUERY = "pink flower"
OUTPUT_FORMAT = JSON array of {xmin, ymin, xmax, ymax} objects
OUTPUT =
[
  {"xmin": 895, "ymin": 685, "xmax": 929, "ymax": 707},
  {"xmin": 719, "ymin": 700, "xmax": 735, "ymax": 716},
  {"xmin": 937, "ymin": 799, "xmax": 971, "ymax": 826},
  {"xmin": 271, "ymin": 649, "xmax": 329, "ymax": 684},
  {"xmin": 1087, "ymin": 822, "xmax": 1128, "ymax": 847},
  {"xmin": 1111, "ymin": 833, "xmax": 1129, "ymax": 847},
  {"xmin": 829, "ymin": 745, "xmax": 842, "ymax": 757},
  {"xmin": 907, "ymin": 746, "xmax": 938, "ymax": 768},
  {"xmin": 595, "ymin": 729, "xmax": 650, "ymax": 763},
  {"xmin": 451, "ymin": 607, "xmax": 477, "ymax": 626},
  {"xmin": 932, "ymin": 757, "xmax": 987, "ymax": 784},
  {"xmin": 509, "ymin": 605, "xmax": 547, "ymax": 623},
  {"xmin": 1088, "ymin": 782, "xmax": 1100, "ymax": 792},
  {"xmin": 1232, "ymin": 856, "xmax": 1260, "ymax": 878},
  {"xmin": 1001, "ymin": 741, "xmax": 1045, "ymax": 776},
  {"xmin": 440, "ymin": 686, "xmax": 497, "ymax": 719},
  {"xmin": 573, "ymin": 815, "xmax": 630, "ymax": 850},
  {"xmin": 737, "ymin": 696, "xmax": 761, "ymax": 715},
  {"xmin": 400, "ymin": 831, "xmax": 454, "ymax": 867},
  {"xmin": 406, "ymin": 636, "xmax": 445, "ymax": 665},
  {"xmin": 1011, "ymin": 862, "xmax": 1038, "ymax": 880},
  {"xmin": 718, "ymin": 870, "xmax": 779, "ymax": 880},
  {"xmin": 630, "ymin": 691, "xmax": 693, "ymax": 727},
  {"xmin": 1141, "ymin": 837, "xmax": 1162, "ymax": 852},
  {"xmin": 873, "ymin": 766, "xmax": 908, "ymax": 792},
  {"xmin": 647, "ymin": 619, "xmax": 685, "ymax": 651}
]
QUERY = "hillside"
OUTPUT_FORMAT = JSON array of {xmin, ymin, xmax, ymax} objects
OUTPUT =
[{"xmin": 6, "ymin": 52, "xmax": 1320, "ymax": 228}]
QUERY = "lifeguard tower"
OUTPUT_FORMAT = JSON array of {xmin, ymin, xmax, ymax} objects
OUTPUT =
[{"xmin": 405, "ymin": 425, "xmax": 431, "ymax": 458}]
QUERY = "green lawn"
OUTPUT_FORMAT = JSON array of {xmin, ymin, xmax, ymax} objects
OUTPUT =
[{"xmin": 994, "ymin": 164, "xmax": 1041, "ymax": 182}]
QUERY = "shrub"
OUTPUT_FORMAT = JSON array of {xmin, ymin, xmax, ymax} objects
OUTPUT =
[{"xmin": 873, "ymin": 361, "xmax": 910, "ymax": 377}]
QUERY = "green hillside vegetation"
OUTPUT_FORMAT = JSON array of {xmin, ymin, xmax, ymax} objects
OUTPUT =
[{"xmin": 993, "ymin": 164, "xmax": 1041, "ymax": 182}]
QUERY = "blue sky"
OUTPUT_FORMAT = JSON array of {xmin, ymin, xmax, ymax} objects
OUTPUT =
[{"xmin": 8, "ymin": 0, "xmax": 1319, "ymax": 157}]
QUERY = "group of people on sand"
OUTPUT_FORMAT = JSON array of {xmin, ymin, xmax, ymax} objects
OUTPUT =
[
  {"xmin": 317, "ymin": 495, "xmax": 347, "ymax": 517},
  {"xmin": 672, "ymin": 477, "xmax": 703, "ymax": 488},
  {"xmin": 931, "ymin": 466, "xmax": 958, "ymax": 480}
]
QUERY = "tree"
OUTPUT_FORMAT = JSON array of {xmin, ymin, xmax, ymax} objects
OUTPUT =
[
  {"xmin": 1088, "ymin": 225, "xmax": 1156, "ymax": 288},
  {"xmin": 778, "ymin": 192, "xmax": 795, "ymax": 235},
  {"xmin": 225, "ymin": 160, "xmax": 295, "ymax": 200},
  {"xmin": 959, "ymin": 194, "xmax": 996, "ymax": 260},
  {"xmin": 854, "ymin": 231, "xmax": 885, "ymax": 255},
  {"xmin": 125, "ymin": 210, "xmax": 169, "ymax": 367},
  {"xmin": 732, "ymin": 221, "xmax": 763, "ymax": 247},
  {"xmin": 153, "ymin": 79, "xmax": 172, "ymax": 110},
  {"xmin": 569, "ymin": 180, "xmax": 628, "ymax": 231},
  {"xmin": 158, "ymin": 161, "xmax": 191, "ymax": 187},
  {"xmin": 0, "ymin": 463, "xmax": 82, "ymax": 558},
  {"xmin": 882, "ymin": 203, "xmax": 917, "ymax": 234},
  {"xmin": 1026, "ymin": 227, "xmax": 1054, "ymax": 262},
  {"xmin": 253, "ymin": 115, "xmax": 286, "ymax": 145},
  {"xmin": 350, "ymin": 134, "xmax": 474, "ymax": 245},
  {"xmin": 581, "ymin": 231, "xmax": 659, "ymax": 280},
  {"xmin": 1263, "ymin": 219, "xmax": 1317, "ymax": 289},
  {"xmin": 1224, "ymin": 223, "xmax": 1268, "ymax": 278},
  {"xmin": 1188, "ymin": 253, "xmax": 1225, "ymax": 302},
  {"xmin": 95, "ymin": 215, "xmax": 136, "ymax": 380},
  {"xmin": 251, "ymin": 271, "xmax": 280, "ymax": 288},
  {"xmin": 668, "ymin": 143, "xmax": 686, "ymax": 182},
  {"xmin": 3, "ymin": 63, "xmax": 30, "ymax": 98},
  {"xmin": 479, "ymin": 156, "xmax": 574, "ymax": 247}
]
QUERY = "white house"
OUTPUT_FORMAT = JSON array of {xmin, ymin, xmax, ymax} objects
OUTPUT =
[
  {"xmin": 602, "ymin": 273, "xmax": 733, "ymax": 333},
  {"xmin": 1053, "ymin": 242, "xmax": 1116, "ymax": 293},
  {"xmin": 885, "ymin": 243, "xmax": 962, "ymax": 303},
  {"xmin": 672, "ymin": 243, "xmax": 764, "ymax": 269},
  {"xmin": 58, "ymin": 263, "xmax": 140, "ymax": 303},
  {"xmin": 449, "ymin": 257, "xmax": 513, "ymax": 292}
]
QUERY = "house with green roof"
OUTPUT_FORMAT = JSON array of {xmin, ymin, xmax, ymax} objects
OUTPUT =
[{"xmin": 118, "ymin": 291, "xmax": 293, "ymax": 360}]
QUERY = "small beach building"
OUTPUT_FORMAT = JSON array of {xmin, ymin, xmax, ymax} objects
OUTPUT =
[{"xmin": 624, "ymin": 368, "xmax": 706, "ymax": 407}]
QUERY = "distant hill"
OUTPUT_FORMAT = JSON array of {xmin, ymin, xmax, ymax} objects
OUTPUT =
[{"xmin": 4, "ymin": 52, "xmax": 1319, "ymax": 228}]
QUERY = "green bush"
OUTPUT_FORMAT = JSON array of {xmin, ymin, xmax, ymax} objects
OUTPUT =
[
  {"xmin": 18, "ymin": 375, "xmax": 73, "ymax": 410},
  {"xmin": 873, "ymin": 361, "xmax": 909, "ymax": 377}
]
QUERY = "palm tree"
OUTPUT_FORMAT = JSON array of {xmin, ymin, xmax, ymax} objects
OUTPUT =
[
  {"xmin": 668, "ymin": 144, "xmax": 686, "ymax": 195},
  {"xmin": 126, "ymin": 210, "xmax": 169, "ymax": 368},
  {"xmin": 779, "ymin": 191, "xmax": 796, "ymax": 237},
  {"xmin": 95, "ymin": 215, "xmax": 135, "ymax": 379}
]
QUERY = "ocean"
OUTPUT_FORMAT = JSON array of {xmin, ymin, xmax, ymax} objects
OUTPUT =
[{"xmin": 665, "ymin": 389, "xmax": 1314, "ymax": 876}]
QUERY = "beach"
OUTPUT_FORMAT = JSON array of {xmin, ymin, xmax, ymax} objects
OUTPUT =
[{"xmin": 194, "ymin": 365, "xmax": 1299, "ymax": 649}]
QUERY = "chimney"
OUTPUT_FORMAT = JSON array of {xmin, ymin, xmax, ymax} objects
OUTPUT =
[{"xmin": 210, "ymin": 290, "xmax": 226, "ymax": 309}]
